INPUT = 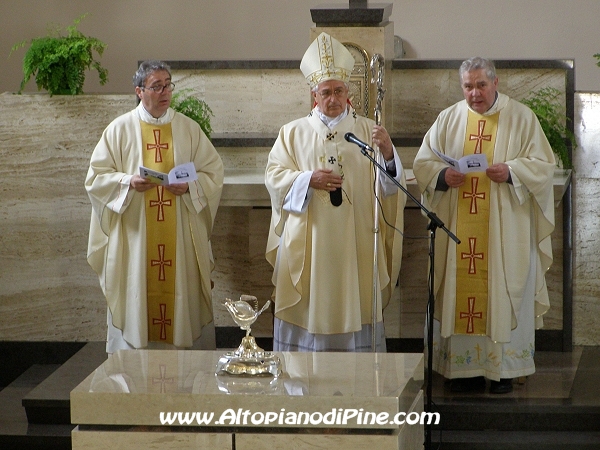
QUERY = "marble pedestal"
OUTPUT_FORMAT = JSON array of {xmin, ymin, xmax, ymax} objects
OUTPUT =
[{"xmin": 70, "ymin": 350, "xmax": 424, "ymax": 449}]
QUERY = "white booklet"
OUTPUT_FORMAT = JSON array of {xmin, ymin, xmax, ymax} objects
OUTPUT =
[
  {"xmin": 139, "ymin": 162, "xmax": 197, "ymax": 185},
  {"xmin": 432, "ymin": 148, "xmax": 488, "ymax": 174}
]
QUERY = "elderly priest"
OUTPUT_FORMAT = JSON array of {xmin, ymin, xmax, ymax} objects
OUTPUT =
[{"xmin": 265, "ymin": 33, "xmax": 407, "ymax": 353}]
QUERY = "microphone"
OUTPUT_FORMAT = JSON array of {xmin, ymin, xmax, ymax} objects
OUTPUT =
[
  {"xmin": 344, "ymin": 132, "xmax": 374, "ymax": 152},
  {"xmin": 330, "ymin": 187, "xmax": 342, "ymax": 206}
]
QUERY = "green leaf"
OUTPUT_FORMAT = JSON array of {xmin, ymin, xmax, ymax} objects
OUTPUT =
[
  {"xmin": 10, "ymin": 14, "xmax": 108, "ymax": 96},
  {"xmin": 171, "ymin": 89, "xmax": 214, "ymax": 139},
  {"xmin": 520, "ymin": 87, "xmax": 576, "ymax": 169}
]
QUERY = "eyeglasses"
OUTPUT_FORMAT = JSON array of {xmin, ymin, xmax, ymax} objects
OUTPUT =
[
  {"xmin": 141, "ymin": 82, "xmax": 175, "ymax": 94},
  {"xmin": 315, "ymin": 87, "xmax": 347, "ymax": 99}
]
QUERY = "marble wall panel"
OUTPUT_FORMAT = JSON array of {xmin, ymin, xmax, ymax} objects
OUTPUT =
[
  {"xmin": 218, "ymin": 147, "xmax": 270, "ymax": 171},
  {"xmin": 210, "ymin": 206, "xmax": 273, "ymax": 336},
  {"xmin": 172, "ymin": 69, "xmax": 308, "ymax": 135},
  {"xmin": 0, "ymin": 93, "xmax": 134, "ymax": 341},
  {"xmin": 210, "ymin": 207, "xmax": 251, "ymax": 328},
  {"xmin": 390, "ymin": 68, "xmax": 566, "ymax": 136},
  {"xmin": 572, "ymin": 177, "xmax": 600, "ymax": 345},
  {"xmin": 260, "ymin": 69, "xmax": 311, "ymax": 132},
  {"xmin": 574, "ymin": 93, "xmax": 600, "ymax": 178},
  {"xmin": 573, "ymin": 93, "xmax": 600, "ymax": 345},
  {"xmin": 391, "ymin": 69, "xmax": 459, "ymax": 136}
]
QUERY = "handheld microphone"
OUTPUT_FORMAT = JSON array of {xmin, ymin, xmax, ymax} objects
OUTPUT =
[
  {"xmin": 344, "ymin": 132, "xmax": 374, "ymax": 152},
  {"xmin": 330, "ymin": 188, "xmax": 342, "ymax": 206}
]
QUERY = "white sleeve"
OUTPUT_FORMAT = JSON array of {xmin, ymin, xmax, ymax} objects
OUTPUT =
[
  {"xmin": 107, "ymin": 174, "xmax": 135, "ymax": 213},
  {"xmin": 283, "ymin": 171, "xmax": 314, "ymax": 213},
  {"xmin": 507, "ymin": 166, "xmax": 530, "ymax": 204},
  {"xmin": 380, "ymin": 146, "xmax": 404, "ymax": 197}
]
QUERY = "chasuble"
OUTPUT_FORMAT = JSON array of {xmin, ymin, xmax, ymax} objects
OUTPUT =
[
  {"xmin": 86, "ymin": 105, "xmax": 223, "ymax": 350},
  {"xmin": 265, "ymin": 107, "xmax": 406, "ymax": 337},
  {"xmin": 413, "ymin": 93, "xmax": 555, "ymax": 380}
]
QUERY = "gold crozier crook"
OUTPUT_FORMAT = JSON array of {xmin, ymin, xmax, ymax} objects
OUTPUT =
[{"xmin": 370, "ymin": 54, "xmax": 385, "ymax": 126}]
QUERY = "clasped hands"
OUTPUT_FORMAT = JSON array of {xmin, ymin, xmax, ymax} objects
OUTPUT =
[
  {"xmin": 130, "ymin": 174, "xmax": 189, "ymax": 196},
  {"xmin": 445, "ymin": 163, "xmax": 510, "ymax": 188}
]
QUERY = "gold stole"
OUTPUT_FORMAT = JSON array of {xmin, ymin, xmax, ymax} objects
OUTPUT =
[
  {"xmin": 454, "ymin": 110, "xmax": 499, "ymax": 335},
  {"xmin": 141, "ymin": 121, "xmax": 176, "ymax": 344}
]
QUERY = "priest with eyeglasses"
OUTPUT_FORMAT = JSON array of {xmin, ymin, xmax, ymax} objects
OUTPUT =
[
  {"xmin": 85, "ymin": 60, "xmax": 223, "ymax": 353},
  {"xmin": 265, "ymin": 33, "xmax": 407, "ymax": 352}
]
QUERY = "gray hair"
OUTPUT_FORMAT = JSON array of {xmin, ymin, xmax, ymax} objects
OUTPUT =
[
  {"xmin": 311, "ymin": 81, "xmax": 350, "ymax": 93},
  {"xmin": 132, "ymin": 60, "xmax": 171, "ymax": 87},
  {"xmin": 459, "ymin": 57, "xmax": 497, "ymax": 83}
]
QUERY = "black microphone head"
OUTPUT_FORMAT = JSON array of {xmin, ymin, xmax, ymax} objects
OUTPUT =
[
  {"xmin": 344, "ymin": 132, "xmax": 355, "ymax": 142},
  {"xmin": 330, "ymin": 187, "xmax": 342, "ymax": 206}
]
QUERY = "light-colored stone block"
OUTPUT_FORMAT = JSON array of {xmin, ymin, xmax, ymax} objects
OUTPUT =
[{"xmin": 72, "ymin": 427, "xmax": 232, "ymax": 450}]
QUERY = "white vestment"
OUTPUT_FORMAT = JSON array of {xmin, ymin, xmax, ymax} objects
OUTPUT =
[
  {"xmin": 86, "ymin": 104, "xmax": 223, "ymax": 352},
  {"xmin": 265, "ymin": 107, "xmax": 407, "ymax": 352},
  {"xmin": 413, "ymin": 93, "xmax": 555, "ymax": 380}
]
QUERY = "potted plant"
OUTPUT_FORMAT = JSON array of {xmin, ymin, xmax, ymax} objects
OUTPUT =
[
  {"xmin": 171, "ymin": 89, "xmax": 215, "ymax": 139},
  {"xmin": 10, "ymin": 14, "xmax": 108, "ymax": 96},
  {"xmin": 521, "ymin": 87, "xmax": 576, "ymax": 170}
]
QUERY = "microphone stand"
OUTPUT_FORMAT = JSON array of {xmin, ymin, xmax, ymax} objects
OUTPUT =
[{"xmin": 355, "ymin": 145, "xmax": 460, "ymax": 450}]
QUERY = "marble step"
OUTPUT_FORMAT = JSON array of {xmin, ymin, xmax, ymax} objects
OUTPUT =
[
  {"xmin": 0, "ymin": 364, "xmax": 72, "ymax": 450},
  {"xmin": 22, "ymin": 342, "xmax": 107, "ymax": 425},
  {"xmin": 431, "ymin": 430, "xmax": 600, "ymax": 450},
  {"xmin": 431, "ymin": 400, "xmax": 600, "ymax": 432}
]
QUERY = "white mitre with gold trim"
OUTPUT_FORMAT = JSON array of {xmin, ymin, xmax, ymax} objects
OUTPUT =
[{"xmin": 300, "ymin": 32, "xmax": 354, "ymax": 89}]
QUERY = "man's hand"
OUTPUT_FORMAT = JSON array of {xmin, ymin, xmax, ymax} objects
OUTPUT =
[
  {"xmin": 130, "ymin": 176, "xmax": 189, "ymax": 195},
  {"xmin": 486, "ymin": 163, "xmax": 510, "ymax": 183},
  {"xmin": 130, "ymin": 174, "xmax": 157, "ymax": 192},
  {"xmin": 445, "ymin": 167, "xmax": 466, "ymax": 188},
  {"xmin": 372, "ymin": 125, "xmax": 393, "ymax": 160},
  {"xmin": 165, "ymin": 182, "xmax": 189, "ymax": 196},
  {"xmin": 309, "ymin": 169, "xmax": 343, "ymax": 192}
]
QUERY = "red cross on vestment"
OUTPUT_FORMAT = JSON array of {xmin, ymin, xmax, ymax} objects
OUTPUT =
[
  {"xmin": 461, "ymin": 237, "xmax": 484, "ymax": 274},
  {"xmin": 469, "ymin": 119, "xmax": 492, "ymax": 154},
  {"xmin": 459, "ymin": 297, "xmax": 483, "ymax": 334},
  {"xmin": 147, "ymin": 129, "xmax": 169, "ymax": 163},
  {"xmin": 462, "ymin": 176, "xmax": 486, "ymax": 214},
  {"xmin": 149, "ymin": 186, "xmax": 172, "ymax": 222},
  {"xmin": 151, "ymin": 244, "xmax": 172, "ymax": 281},
  {"xmin": 152, "ymin": 304, "xmax": 172, "ymax": 341},
  {"xmin": 151, "ymin": 363, "xmax": 174, "ymax": 393}
]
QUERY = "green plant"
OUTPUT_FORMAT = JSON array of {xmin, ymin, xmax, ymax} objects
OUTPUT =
[
  {"xmin": 10, "ymin": 14, "xmax": 108, "ymax": 95},
  {"xmin": 171, "ymin": 89, "xmax": 214, "ymax": 139},
  {"xmin": 594, "ymin": 53, "xmax": 600, "ymax": 68},
  {"xmin": 521, "ymin": 87, "xmax": 576, "ymax": 169}
]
